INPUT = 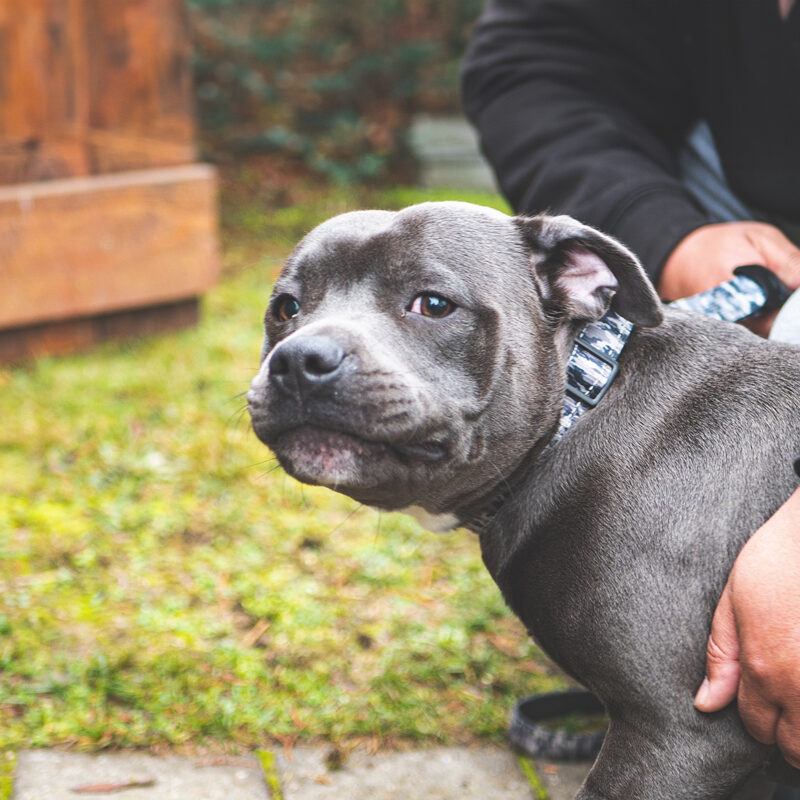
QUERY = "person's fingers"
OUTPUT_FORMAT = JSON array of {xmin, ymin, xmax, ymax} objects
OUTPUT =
[
  {"xmin": 658, "ymin": 224, "xmax": 760, "ymax": 300},
  {"xmin": 746, "ymin": 225, "xmax": 800, "ymax": 289},
  {"xmin": 695, "ymin": 584, "xmax": 741, "ymax": 712}
]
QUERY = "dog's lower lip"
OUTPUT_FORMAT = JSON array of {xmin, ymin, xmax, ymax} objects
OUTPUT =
[
  {"xmin": 275, "ymin": 425, "xmax": 445, "ymax": 463},
  {"xmin": 394, "ymin": 441, "xmax": 446, "ymax": 462}
]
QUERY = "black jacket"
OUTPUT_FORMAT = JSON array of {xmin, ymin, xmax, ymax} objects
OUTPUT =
[{"xmin": 461, "ymin": 0, "xmax": 800, "ymax": 281}]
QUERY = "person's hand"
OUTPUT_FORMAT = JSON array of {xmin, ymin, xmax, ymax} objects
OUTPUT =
[
  {"xmin": 659, "ymin": 222, "xmax": 800, "ymax": 335},
  {"xmin": 694, "ymin": 488, "xmax": 800, "ymax": 766}
]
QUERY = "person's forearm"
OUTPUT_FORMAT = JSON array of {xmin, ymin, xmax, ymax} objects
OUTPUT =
[{"xmin": 461, "ymin": 0, "xmax": 707, "ymax": 280}]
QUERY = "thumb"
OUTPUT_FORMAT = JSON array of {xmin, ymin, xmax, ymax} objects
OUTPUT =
[{"xmin": 695, "ymin": 583, "xmax": 741, "ymax": 712}]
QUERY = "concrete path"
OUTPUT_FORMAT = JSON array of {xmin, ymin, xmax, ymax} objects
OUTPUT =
[
  {"xmin": 409, "ymin": 114, "xmax": 499, "ymax": 192},
  {"xmin": 6, "ymin": 746, "xmax": 591, "ymax": 799}
]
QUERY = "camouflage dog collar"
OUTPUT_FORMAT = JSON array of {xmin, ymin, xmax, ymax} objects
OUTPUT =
[
  {"xmin": 551, "ymin": 264, "xmax": 788, "ymax": 449},
  {"xmin": 550, "ymin": 310, "xmax": 633, "ymax": 447}
]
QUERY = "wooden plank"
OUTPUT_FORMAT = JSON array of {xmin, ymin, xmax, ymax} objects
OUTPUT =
[
  {"xmin": 0, "ymin": 164, "xmax": 219, "ymax": 328},
  {"xmin": 0, "ymin": 0, "xmax": 196, "ymax": 184},
  {"xmin": 84, "ymin": 0, "xmax": 197, "ymax": 172},
  {"xmin": 0, "ymin": 0, "xmax": 92, "ymax": 182},
  {"xmin": 0, "ymin": 298, "xmax": 199, "ymax": 363}
]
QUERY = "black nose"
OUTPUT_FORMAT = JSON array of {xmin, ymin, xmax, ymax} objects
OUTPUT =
[{"xmin": 269, "ymin": 335, "xmax": 346, "ymax": 394}]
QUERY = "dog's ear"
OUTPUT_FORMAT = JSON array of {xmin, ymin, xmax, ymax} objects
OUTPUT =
[{"xmin": 514, "ymin": 214, "xmax": 663, "ymax": 326}]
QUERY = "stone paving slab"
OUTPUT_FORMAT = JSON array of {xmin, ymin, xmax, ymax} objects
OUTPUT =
[
  {"xmin": 10, "ymin": 747, "xmax": 592, "ymax": 800},
  {"xmin": 13, "ymin": 750, "xmax": 268, "ymax": 800},
  {"xmin": 277, "ymin": 746, "xmax": 536, "ymax": 799}
]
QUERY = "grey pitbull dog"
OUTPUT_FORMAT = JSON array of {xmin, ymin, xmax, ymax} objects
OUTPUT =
[{"xmin": 247, "ymin": 201, "xmax": 800, "ymax": 799}]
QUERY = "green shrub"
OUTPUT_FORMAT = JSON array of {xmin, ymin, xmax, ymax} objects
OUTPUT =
[{"xmin": 188, "ymin": 0, "xmax": 483, "ymax": 183}]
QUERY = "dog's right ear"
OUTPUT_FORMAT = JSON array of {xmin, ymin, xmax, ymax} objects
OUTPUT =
[{"xmin": 514, "ymin": 214, "xmax": 664, "ymax": 327}]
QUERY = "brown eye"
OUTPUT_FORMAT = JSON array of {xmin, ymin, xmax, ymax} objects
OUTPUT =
[
  {"xmin": 273, "ymin": 294, "xmax": 301, "ymax": 322},
  {"xmin": 409, "ymin": 293, "xmax": 456, "ymax": 318}
]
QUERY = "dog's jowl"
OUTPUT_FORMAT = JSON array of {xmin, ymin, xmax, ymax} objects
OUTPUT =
[{"xmin": 247, "ymin": 202, "xmax": 800, "ymax": 800}]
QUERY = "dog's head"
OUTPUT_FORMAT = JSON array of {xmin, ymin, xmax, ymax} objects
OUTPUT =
[{"xmin": 247, "ymin": 202, "xmax": 661, "ymax": 519}]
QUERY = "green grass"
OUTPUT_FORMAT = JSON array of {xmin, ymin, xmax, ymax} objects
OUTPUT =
[{"xmin": 0, "ymin": 185, "xmax": 566, "ymax": 752}]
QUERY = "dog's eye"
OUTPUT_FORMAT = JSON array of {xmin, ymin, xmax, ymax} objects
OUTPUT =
[
  {"xmin": 273, "ymin": 294, "xmax": 301, "ymax": 322},
  {"xmin": 409, "ymin": 293, "xmax": 456, "ymax": 319}
]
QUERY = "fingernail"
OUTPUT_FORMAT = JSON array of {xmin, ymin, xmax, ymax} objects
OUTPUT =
[{"xmin": 694, "ymin": 678, "xmax": 710, "ymax": 707}]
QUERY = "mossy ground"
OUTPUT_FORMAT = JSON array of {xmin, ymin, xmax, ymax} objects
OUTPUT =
[{"xmin": 0, "ymin": 185, "xmax": 567, "ymax": 752}]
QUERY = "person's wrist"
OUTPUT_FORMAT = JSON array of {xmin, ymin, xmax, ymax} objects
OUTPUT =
[{"xmin": 658, "ymin": 224, "xmax": 742, "ymax": 300}]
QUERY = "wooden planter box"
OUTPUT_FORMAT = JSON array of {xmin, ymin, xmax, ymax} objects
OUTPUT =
[{"xmin": 0, "ymin": 0, "xmax": 219, "ymax": 362}]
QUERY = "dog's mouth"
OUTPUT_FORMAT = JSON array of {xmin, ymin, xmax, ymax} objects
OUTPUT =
[{"xmin": 271, "ymin": 424, "xmax": 447, "ymax": 490}]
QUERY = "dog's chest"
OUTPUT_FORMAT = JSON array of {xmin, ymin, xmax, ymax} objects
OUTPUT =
[{"xmin": 476, "ymin": 479, "xmax": 740, "ymax": 701}]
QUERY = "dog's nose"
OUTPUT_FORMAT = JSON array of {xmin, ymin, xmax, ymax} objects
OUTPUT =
[{"xmin": 268, "ymin": 335, "xmax": 346, "ymax": 393}]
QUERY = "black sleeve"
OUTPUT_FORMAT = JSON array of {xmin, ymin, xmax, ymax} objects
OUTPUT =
[{"xmin": 461, "ymin": 0, "xmax": 711, "ymax": 282}]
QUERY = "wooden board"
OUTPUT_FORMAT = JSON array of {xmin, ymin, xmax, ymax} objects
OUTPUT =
[
  {"xmin": 0, "ymin": 0, "xmax": 195, "ymax": 184},
  {"xmin": 0, "ymin": 164, "xmax": 219, "ymax": 329},
  {"xmin": 0, "ymin": 298, "xmax": 199, "ymax": 364}
]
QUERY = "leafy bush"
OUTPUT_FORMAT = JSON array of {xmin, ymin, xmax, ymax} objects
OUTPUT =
[{"xmin": 188, "ymin": 0, "xmax": 483, "ymax": 183}]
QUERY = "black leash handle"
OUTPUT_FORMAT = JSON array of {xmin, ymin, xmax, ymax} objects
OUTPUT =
[
  {"xmin": 732, "ymin": 264, "xmax": 791, "ymax": 314},
  {"xmin": 509, "ymin": 689, "xmax": 607, "ymax": 761}
]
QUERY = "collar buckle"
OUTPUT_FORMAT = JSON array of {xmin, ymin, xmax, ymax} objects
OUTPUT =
[{"xmin": 565, "ymin": 338, "xmax": 620, "ymax": 408}]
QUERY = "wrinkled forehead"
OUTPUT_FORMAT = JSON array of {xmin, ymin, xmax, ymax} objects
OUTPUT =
[
  {"xmin": 295, "ymin": 209, "xmax": 396, "ymax": 261},
  {"xmin": 281, "ymin": 203, "xmax": 523, "ymax": 292}
]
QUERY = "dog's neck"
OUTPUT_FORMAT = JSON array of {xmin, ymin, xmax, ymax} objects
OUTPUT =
[
  {"xmin": 404, "ymin": 310, "xmax": 631, "ymax": 535},
  {"xmin": 403, "ymin": 410, "xmax": 560, "ymax": 535},
  {"xmin": 403, "ymin": 427, "xmax": 557, "ymax": 534},
  {"xmin": 451, "ymin": 309, "xmax": 631, "ymax": 535},
  {"xmin": 454, "ymin": 430, "xmax": 558, "ymax": 534}
]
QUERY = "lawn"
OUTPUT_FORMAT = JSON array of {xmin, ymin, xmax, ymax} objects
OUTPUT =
[{"xmin": 0, "ymin": 184, "xmax": 568, "ymax": 752}]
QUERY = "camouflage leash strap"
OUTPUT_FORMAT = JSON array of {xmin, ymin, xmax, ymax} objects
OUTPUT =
[
  {"xmin": 512, "ymin": 263, "xmax": 790, "ymax": 761},
  {"xmin": 670, "ymin": 263, "xmax": 789, "ymax": 321}
]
